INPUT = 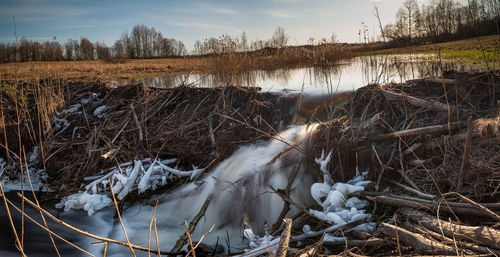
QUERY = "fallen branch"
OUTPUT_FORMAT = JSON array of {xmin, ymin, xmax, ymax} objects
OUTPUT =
[
  {"xmin": 381, "ymin": 88, "xmax": 457, "ymax": 113},
  {"xmin": 411, "ymin": 219, "xmax": 500, "ymax": 255},
  {"xmin": 366, "ymin": 195, "xmax": 488, "ymax": 217},
  {"xmin": 322, "ymin": 237, "xmax": 387, "ymax": 248},
  {"xmin": 401, "ymin": 208, "xmax": 500, "ymax": 249},
  {"xmin": 171, "ymin": 197, "xmax": 212, "ymax": 253},
  {"xmin": 365, "ymin": 121, "xmax": 464, "ymax": 142},
  {"xmin": 378, "ymin": 222, "xmax": 455, "ymax": 254}
]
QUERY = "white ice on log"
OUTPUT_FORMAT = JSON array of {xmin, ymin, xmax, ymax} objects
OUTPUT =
[
  {"xmin": 55, "ymin": 192, "xmax": 112, "ymax": 216},
  {"xmin": 56, "ymin": 157, "xmax": 204, "ymax": 215},
  {"xmin": 301, "ymin": 150, "xmax": 374, "ymax": 241}
]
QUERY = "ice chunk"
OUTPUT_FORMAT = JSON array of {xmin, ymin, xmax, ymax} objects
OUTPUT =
[
  {"xmin": 56, "ymin": 192, "xmax": 112, "ymax": 216},
  {"xmin": 137, "ymin": 159, "xmax": 156, "ymax": 194},
  {"xmin": 315, "ymin": 150, "xmax": 334, "ymax": 185},
  {"xmin": 117, "ymin": 160, "xmax": 142, "ymax": 200},
  {"xmin": 310, "ymin": 182, "xmax": 331, "ymax": 205}
]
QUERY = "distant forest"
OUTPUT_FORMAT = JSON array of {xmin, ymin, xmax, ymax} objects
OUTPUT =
[{"xmin": 0, "ymin": 0, "xmax": 498, "ymax": 63}]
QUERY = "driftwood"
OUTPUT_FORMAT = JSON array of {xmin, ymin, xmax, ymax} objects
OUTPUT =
[
  {"xmin": 365, "ymin": 194, "xmax": 495, "ymax": 217},
  {"xmin": 402, "ymin": 208, "xmax": 500, "ymax": 249},
  {"xmin": 276, "ymin": 218, "xmax": 292, "ymax": 257},
  {"xmin": 378, "ymin": 222, "xmax": 456, "ymax": 254},
  {"xmin": 322, "ymin": 237, "xmax": 387, "ymax": 248},
  {"xmin": 381, "ymin": 88, "xmax": 456, "ymax": 113},
  {"xmin": 411, "ymin": 220, "xmax": 500, "ymax": 255},
  {"xmin": 353, "ymin": 191, "xmax": 500, "ymax": 208},
  {"xmin": 365, "ymin": 121, "xmax": 464, "ymax": 142},
  {"xmin": 407, "ymin": 77, "xmax": 457, "ymax": 85}
]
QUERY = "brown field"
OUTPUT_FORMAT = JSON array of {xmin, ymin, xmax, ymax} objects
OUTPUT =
[
  {"xmin": 0, "ymin": 45, "xmax": 352, "ymax": 83},
  {"xmin": 0, "ymin": 57, "xmax": 213, "ymax": 83}
]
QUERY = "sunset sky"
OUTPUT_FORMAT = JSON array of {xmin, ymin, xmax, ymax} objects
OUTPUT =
[{"xmin": 0, "ymin": 0, "xmax": 468, "ymax": 51}]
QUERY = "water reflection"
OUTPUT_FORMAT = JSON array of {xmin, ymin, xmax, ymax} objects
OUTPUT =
[{"xmin": 117, "ymin": 54, "xmax": 466, "ymax": 95}]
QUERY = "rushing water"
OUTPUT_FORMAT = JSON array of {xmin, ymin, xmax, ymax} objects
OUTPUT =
[
  {"xmin": 2, "ymin": 54, "xmax": 460, "ymax": 256},
  {"xmin": 2, "ymin": 125, "xmax": 320, "ymax": 257},
  {"xmin": 115, "ymin": 54, "xmax": 459, "ymax": 95}
]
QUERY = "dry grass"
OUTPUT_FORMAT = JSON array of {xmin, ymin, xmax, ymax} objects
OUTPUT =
[{"xmin": 0, "ymin": 58, "xmax": 213, "ymax": 83}]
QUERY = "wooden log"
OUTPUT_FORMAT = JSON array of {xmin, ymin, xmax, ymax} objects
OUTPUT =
[
  {"xmin": 401, "ymin": 208, "xmax": 500, "ymax": 249},
  {"xmin": 378, "ymin": 223, "xmax": 455, "ymax": 254},
  {"xmin": 406, "ymin": 77, "xmax": 457, "ymax": 85},
  {"xmin": 353, "ymin": 191, "xmax": 500, "ymax": 209},
  {"xmin": 381, "ymin": 88, "xmax": 456, "ymax": 113},
  {"xmin": 413, "ymin": 221, "xmax": 500, "ymax": 255},
  {"xmin": 365, "ymin": 121, "xmax": 464, "ymax": 142},
  {"xmin": 366, "ymin": 195, "xmax": 487, "ymax": 217}
]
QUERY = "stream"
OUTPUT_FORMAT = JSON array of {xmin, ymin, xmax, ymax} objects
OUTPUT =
[{"xmin": 1, "ymin": 54, "xmax": 460, "ymax": 257}]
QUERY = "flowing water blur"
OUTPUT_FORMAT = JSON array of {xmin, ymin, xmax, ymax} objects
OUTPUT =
[{"xmin": 1, "ymin": 54, "xmax": 462, "ymax": 256}]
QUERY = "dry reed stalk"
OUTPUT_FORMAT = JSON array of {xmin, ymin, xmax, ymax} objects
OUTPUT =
[
  {"xmin": 184, "ymin": 220, "xmax": 196, "ymax": 257},
  {"xmin": 154, "ymin": 218, "xmax": 161, "ymax": 257},
  {"xmin": 0, "ymin": 183, "xmax": 26, "ymax": 256},
  {"xmin": 148, "ymin": 200, "xmax": 159, "ymax": 257},
  {"xmin": 16, "ymin": 192, "xmax": 181, "ymax": 255},
  {"xmin": 2, "ymin": 195, "xmax": 94, "ymax": 256},
  {"xmin": 22, "ymin": 148, "xmax": 61, "ymax": 256},
  {"xmin": 108, "ymin": 179, "xmax": 136, "ymax": 257}
]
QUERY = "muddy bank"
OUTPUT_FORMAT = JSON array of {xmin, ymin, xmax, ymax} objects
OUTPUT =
[{"xmin": 0, "ymin": 81, "xmax": 290, "ymax": 195}]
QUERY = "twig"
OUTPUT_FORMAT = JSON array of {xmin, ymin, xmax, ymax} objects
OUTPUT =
[
  {"xmin": 171, "ymin": 197, "xmax": 212, "ymax": 252},
  {"xmin": 184, "ymin": 220, "xmax": 196, "ymax": 257},
  {"xmin": 443, "ymin": 192, "xmax": 500, "ymax": 222},
  {"xmin": 457, "ymin": 116, "xmax": 473, "ymax": 189},
  {"xmin": 109, "ymin": 179, "xmax": 136, "ymax": 257},
  {"xmin": 388, "ymin": 180, "xmax": 436, "ymax": 200},
  {"xmin": 131, "ymin": 103, "xmax": 143, "ymax": 142}
]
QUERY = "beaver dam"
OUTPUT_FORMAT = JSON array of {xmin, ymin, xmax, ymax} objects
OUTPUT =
[{"xmin": 1, "ymin": 70, "xmax": 499, "ymax": 256}]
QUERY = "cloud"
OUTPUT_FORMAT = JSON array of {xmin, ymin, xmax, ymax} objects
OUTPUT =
[
  {"xmin": 168, "ymin": 21, "xmax": 236, "ymax": 30},
  {"xmin": 205, "ymin": 7, "xmax": 239, "ymax": 15},
  {"xmin": 193, "ymin": 2, "xmax": 239, "ymax": 15},
  {"xmin": 267, "ymin": 10, "xmax": 299, "ymax": 18}
]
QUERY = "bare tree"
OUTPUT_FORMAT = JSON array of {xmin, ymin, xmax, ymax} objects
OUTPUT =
[{"xmin": 373, "ymin": 4, "xmax": 386, "ymax": 42}]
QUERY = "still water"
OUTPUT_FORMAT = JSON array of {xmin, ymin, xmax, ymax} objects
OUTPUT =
[{"xmin": 115, "ymin": 54, "xmax": 461, "ymax": 95}]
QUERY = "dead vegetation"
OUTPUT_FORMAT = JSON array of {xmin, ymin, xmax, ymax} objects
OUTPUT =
[
  {"xmin": 298, "ymin": 70, "xmax": 500, "ymax": 256},
  {"xmin": 0, "ymin": 81, "xmax": 289, "ymax": 196}
]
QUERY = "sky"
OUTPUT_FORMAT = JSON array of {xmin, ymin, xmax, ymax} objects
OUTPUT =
[{"xmin": 0, "ymin": 0, "xmax": 468, "ymax": 51}]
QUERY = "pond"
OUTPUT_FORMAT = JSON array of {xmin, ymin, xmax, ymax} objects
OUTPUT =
[{"xmin": 114, "ymin": 54, "xmax": 461, "ymax": 95}]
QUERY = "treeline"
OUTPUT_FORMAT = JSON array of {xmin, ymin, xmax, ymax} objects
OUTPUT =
[
  {"xmin": 192, "ymin": 26, "xmax": 290, "ymax": 55},
  {"xmin": 0, "ymin": 24, "xmax": 187, "ymax": 63},
  {"xmin": 381, "ymin": 0, "xmax": 499, "ymax": 44},
  {"xmin": 113, "ymin": 24, "xmax": 187, "ymax": 59}
]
